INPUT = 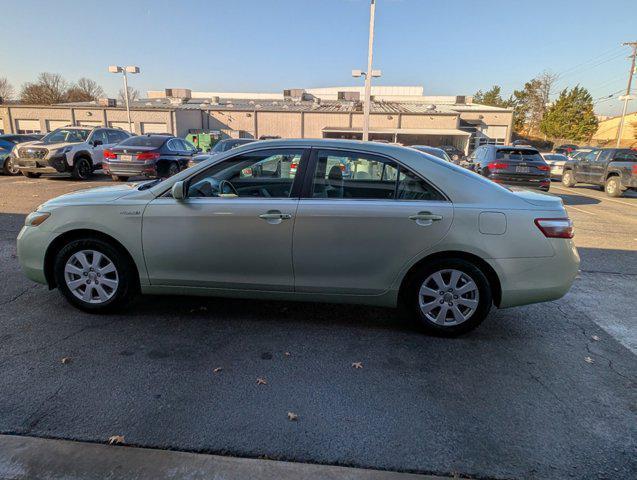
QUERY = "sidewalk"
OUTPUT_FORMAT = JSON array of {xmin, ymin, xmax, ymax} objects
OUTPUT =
[{"xmin": 0, "ymin": 435, "xmax": 455, "ymax": 480}]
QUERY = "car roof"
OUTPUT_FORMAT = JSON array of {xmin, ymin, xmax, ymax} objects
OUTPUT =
[{"xmin": 411, "ymin": 145, "xmax": 444, "ymax": 151}]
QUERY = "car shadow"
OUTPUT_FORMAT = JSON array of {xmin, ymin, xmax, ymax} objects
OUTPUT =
[{"xmin": 552, "ymin": 192, "xmax": 601, "ymax": 206}]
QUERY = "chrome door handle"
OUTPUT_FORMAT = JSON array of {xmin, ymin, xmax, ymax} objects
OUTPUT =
[
  {"xmin": 409, "ymin": 212, "xmax": 443, "ymax": 222},
  {"xmin": 258, "ymin": 212, "xmax": 293, "ymax": 220}
]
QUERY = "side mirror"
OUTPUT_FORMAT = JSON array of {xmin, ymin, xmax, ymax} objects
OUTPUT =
[
  {"xmin": 93, "ymin": 140, "xmax": 103, "ymax": 147},
  {"xmin": 172, "ymin": 181, "xmax": 186, "ymax": 200}
]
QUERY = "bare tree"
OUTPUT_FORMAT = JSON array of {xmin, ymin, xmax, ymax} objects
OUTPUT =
[
  {"xmin": 20, "ymin": 73, "xmax": 69, "ymax": 104},
  {"xmin": 118, "ymin": 86, "xmax": 140, "ymax": 105},
  {"xmin": 511, "ymin": 71, "xmax": 558, "ymax": 136},
  {"xmin": 66, "ymin": 78, "xmax": 105, "ymax": 102},
  {"xmin": 0, "ymin": 77, "xmax": 14, "ymax": 102}
]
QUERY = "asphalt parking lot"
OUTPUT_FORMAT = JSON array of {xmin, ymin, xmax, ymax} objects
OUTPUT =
[{"xmin": 0, "ymin": 174, "xmax": 635, "ymax": 480}]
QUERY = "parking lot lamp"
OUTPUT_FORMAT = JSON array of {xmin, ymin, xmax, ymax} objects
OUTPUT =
[{"xmin": 108, "ymin": 65, "xmax": 140, "ymax": 133}]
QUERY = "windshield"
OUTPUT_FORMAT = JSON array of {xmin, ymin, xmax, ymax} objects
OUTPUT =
[
  {"xmin": 41, "ymin": 128, "xmax": 90, "ymax": 144},
  {"xmin": 544, "ymin": 154, "xmax": 567, "ymax": 161},
  {"xmin": 119, "ymin": 135, "xmax": 167, "ymax": 148}
]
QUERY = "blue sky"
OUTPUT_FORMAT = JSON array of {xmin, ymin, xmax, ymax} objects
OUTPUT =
[{"xmin": 1, "ymin": 0, "xmax": 635, "ymax": 115}]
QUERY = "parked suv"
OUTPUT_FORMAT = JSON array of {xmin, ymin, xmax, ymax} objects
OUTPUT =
[
  {"xmin": 0, "ymin": 134, "xmax": 43, "ymax": 175},
  {"xmin": 561, "ymin": 148, "xmax": 637, "ymax": 197},
  {"xmin": 103, "ymin": 134, "xmax": 196, "ymax": 181},
  {"xmin": 470, "ymin": 145, "xmax": 550, "ymax": 191},
  {"xmin": 14, "ymin": 126, "xmax": 132, "ymax": 179}
]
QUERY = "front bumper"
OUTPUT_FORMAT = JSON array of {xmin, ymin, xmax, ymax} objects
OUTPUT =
[
  {"xmin": 16, "ymin": 154, "xmax": 68, "ymax": 174},
  {"xmin": 17, "ymin": 225, "xmax": 51, "ymax": 285},
  {"xmin": 549, "ymin": 165, "xmax": 564, "ymax": 178}
]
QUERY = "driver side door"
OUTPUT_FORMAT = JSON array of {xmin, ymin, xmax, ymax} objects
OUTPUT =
[{"xmin": 142, "ymin": 148, "xmax": 309, "ymax": 291}]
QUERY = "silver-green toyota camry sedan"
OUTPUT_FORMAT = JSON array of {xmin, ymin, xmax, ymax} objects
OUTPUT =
[{"xmin": 17, "ymin": 139, "xmax": 580, "ymax": 335}]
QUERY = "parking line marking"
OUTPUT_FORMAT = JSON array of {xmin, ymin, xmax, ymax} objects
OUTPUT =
[
  {"xmin": 565, "ymin": 205, "xmax": 597, "ymax": 215},
  {"xmin": 551, "ymin": 186, "xmax": 637, "ymax": 208}
]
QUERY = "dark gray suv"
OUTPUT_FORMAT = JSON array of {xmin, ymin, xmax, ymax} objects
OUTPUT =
[{"xmin": 469, "ymin": 145, "xmax": 551, "ymax": 191}]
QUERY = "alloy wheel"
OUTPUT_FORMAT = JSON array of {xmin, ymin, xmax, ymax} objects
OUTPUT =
[
  {"xmin": 5, "ymin": 158, "xmax": 19, "ymax": 175},
  {"xmin": 64, "ymin": 250, "xmax": 119, "ymax": 304},
  {"xmin": 418, "ymin": 269, "xmax": 480, "ymax": 326}
]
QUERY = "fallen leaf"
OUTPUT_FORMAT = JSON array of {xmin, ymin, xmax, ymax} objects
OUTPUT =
[
  {"xmin": 585, "ymin": 356, "xmax": 594, "ymax": 364},
  {"xmin": 287, "ymin": 412, "xmax": 298, "ymax": 421},
  {"xmin": 256, "ymin": 377, "xmax": 267, "ymax": 385},
  {"xmin": 213, "ymin": 367, "xmax": 222, "ymax": 373},
  {"xmin": 108, "ymin": 435, "xmax": 125, "ymax": 445},
  {"xmin": 61, "ymin": 357, "xmax": 72, "ymax": 364},
  {"xmin": 352, "ymin": 362, "xmax": 363, "ymax": 369},
  {"xmin": 591, "ymin": 335, "xmax": 600, "ymax": 341},
  {"xmin": 284, "ymin": 352, "xmax": 291, "ymax": 357}
]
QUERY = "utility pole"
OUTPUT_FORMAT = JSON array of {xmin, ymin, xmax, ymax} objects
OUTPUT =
[
  {"xmin": 362, "ymin": 0, "xmax": 376, "ymax": 142},
  {"xmin": 616, "ymin": 42, "xmax": 637, "ymax": 147}
]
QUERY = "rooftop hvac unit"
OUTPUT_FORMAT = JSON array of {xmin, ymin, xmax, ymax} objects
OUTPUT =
[
  {"xmin": 209, "ymin": 96, "xmax": 220, "ymax": 105},
  {"xmin": 98, "ymin": 98, "xmax": 117, "ymax": 107},
  {"xmin": 337, "ymin": 91, "xmax": 361, "ymax": 101},
  {"xmin": 455, "ymin": 96, "xmax": 466, "ymax": 104},
  {"xmin": 284, "ymin": 88, "xmax": 305, "ymax": 99},
  {"xmin": 165, "ymin": 88, "xmax": 192, "ymax": 99}
]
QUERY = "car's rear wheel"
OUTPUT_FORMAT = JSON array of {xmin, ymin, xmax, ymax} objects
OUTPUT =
[
  {"xmin": 111, "ymin": 175, "xmax": 129, "ymax": 182},
  {"xmin": 53, "ymin": 238, "xmax": 137, "ymax": 312},
  {"xmin": 403, "ymin": 258, "xmax": 493, "ymax": 336},
  {"xmin": 3, "ymin": 157, "xmax": 20, "ymax": 175},
  {"xmin": 561, "ymin": 170, "xmax": 576, "ymax": 187},
  {"xmin": 25, "ymin": 172, "xmax": 41, "ymax": 178},
  {"xmin": 167, "ymin": 162, "xmax": 179, "ymax": 177},
  {"xmin": 605, "ymin": 176, "xmax": 622, "ymax": 197},
  {"xmin": 72, "ymin": 157, "xmax": 92, "ymax": 180}
]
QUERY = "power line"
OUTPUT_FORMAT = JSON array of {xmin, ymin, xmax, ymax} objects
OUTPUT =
[{"xmin": 554, "ymin": 45, "xmax": 625, "ymax": 79}]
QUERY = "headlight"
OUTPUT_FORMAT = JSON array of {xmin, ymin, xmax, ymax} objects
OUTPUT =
[
  {"xmin": 25, "ymin": 211, "xmax": 51, "ymax": 227},
  {"xmin": 56, "ymin": 146, "xmax": 72, "ymax": 155}
]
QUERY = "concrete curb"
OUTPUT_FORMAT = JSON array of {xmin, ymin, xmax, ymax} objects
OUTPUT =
[{"xmin": 0, "ymin": 435, "xmax": 455, "ymax": 480}]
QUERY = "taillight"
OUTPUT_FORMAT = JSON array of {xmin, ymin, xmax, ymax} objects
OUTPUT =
[
  {"xmin": 136, "ymin": 152, "xmax": 161, "ymax": 161},
  {"xmin": 488, "ymin": 162, "xmax": 509, "ymax": 170},
  {"xmin": 534, "ymin": 218, "xmax": 574, "ymax": 239},
  {"xmin": 632, "ymin": 164, "xmax": 637, "ymax": 175},
  {"xmin": 290, "ymin": 162, "xmax": 298, "ymax": 170},
  {"xmin": 103, "ymin": 149, "xmax": 117, "ymax": 159},
  {"xmin": 537, "ymin": 164, "xmax": 550, "ymax": 171}
]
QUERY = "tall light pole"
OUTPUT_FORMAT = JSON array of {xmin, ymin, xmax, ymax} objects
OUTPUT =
[
  {"xmin": 615, "ymin": 42, "xmax": 637, "ymax": 147},
  {"xmin": 108, "ymin": 65, "xmax": 140, "ymax": 133},
  {"xmin": 352, "ymin": 0, "xmax": 380, "ymax": 142}
]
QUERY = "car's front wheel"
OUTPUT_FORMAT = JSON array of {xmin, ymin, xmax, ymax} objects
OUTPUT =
[
  {"xmin": 605, "ymin": 176, "xmax": 623, "ymax": 197},
  {"xmin": 404, "ymin": 258, "xmax": 493, "ymax": 336},
  {"xmin": 562, "ymin": 170, "xmax": 576, "ymax": 187},
  {"xmin": 3, "ymin": 157, "xmax": 20, "ymax": 175},
  {"xmin": 53, "ymin": 238, "xmax": 137, "ymax": 312},
  {"xmin": 72, "ymin": 157, "xmax": 93, "ymax": 180}
]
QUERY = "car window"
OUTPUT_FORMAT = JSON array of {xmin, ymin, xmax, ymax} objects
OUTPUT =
[
  {"xmin": 119, "ymin": 135, "xmax": 167, "ymax": 148},
  {"xmin": 495, "ymin": 148, "xmax": 542, "ymax": 162},
  {"xmin": 42, "ymin": 128, "xmax": 90, "ymax": 144},
  {"xmin": 596, "ymin": 150, "xmax": 613, "ymax": 163},
  {"xmin": 397, "ymin": 167, "xmax": 445, "ymax": 201},
  {"xmin": 167, "ymin": 139, "xmax": 182, "ymax": 151},
  {"xmin": 182, "ymin": 139, "xmax": 197, "ymax": 152},
  {"xmin": 614, "ymin": 150, "xmax": 637, "ymax": 162},
  {"xmin": 188, "ymin": 149, "xmax": 304, "ymax": 199},
  {"xmin": 582, "ymin": 151, "xmax": 599, "ymax": 162},
  {"xmin": 90, "ymin": 129, "xmax": 109, "ymax": 145},
  {"xmin": 107, "ymin": 130, "xmax": 128, "ymax": 144},
  {"xmin": 311, "ymin": 150, "xmax": 398, "ymax": 200}
]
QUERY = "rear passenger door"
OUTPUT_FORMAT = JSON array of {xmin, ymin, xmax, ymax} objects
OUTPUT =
[
  {"xmin": 89, "ymin": 129, "xmax": 110, "ymax": 166},
  {"xmin": 590, "ymin": 149, "xmax": 612, "ymax": 183},
  {"xmin": 292, "ymin": 148, "xmax": 453, "ymax": 296},
  {"xmin": 575, "ymin": 151, "xmax": 598, "ymax": 182}
]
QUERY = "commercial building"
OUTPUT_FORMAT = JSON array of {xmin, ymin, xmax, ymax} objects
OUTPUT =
[{"xmin": 0, "ymin": 85, "xmax": 514, "ymax": 153}]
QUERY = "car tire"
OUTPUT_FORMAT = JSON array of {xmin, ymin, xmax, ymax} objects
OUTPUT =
[
  {"xmin": 402, "ymin": 258, "xmax": 493, "ymax": 336},
  {"xmin": 53, "ymin": 238, "xmax": 138, "ymax": 313},
  {"xmin": 72, "ymin": 157, "xmax": 93, "ymax": 180},
  {"xmin": 2, "ymin": 157, "xmax": 20, "ymax": 175},
  {"xmin": 111, "ymin": 175, "xmax": 129, "ymax": 182},
  {"xmin": 167, "ymin": 162, "xmax": 180, "ymax": 177},
  {"xmin": 24, "ymin": 172, "xmax": 41, "ymax": 178},
  {"xmin": 561, "ymin": 170, "xmax": 576, "ymax": 187},
  {"xmin": 605, "ymin": 176, "xmax": 622, "ymax": 198}
]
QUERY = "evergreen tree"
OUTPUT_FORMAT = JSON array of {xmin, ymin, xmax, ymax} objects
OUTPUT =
[{"xmin": 540, "ymin": 86, "xmax": 598, "ymax": 143}]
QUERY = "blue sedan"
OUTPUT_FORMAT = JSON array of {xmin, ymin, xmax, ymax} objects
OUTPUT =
[{"xmin": 0, "ymin": 134, "xmax": 43, "ymax": 175}]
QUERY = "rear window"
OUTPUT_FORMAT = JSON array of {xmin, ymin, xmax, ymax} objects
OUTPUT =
[
  {"xmin": 495, "ymin": 148, "xmax": 542, "ymax": 162},
  {"xmin": 119, "ymin": 135, "xmax": 168, "ymax": 148},
  {"xmin": 544, "ymin": 154, "xmax": 567, "ymax": 161}
]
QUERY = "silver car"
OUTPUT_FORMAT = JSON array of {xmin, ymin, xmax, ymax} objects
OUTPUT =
[{"xmin": 17, "ymin": 139, "xmax": 580, "ymax": 335}]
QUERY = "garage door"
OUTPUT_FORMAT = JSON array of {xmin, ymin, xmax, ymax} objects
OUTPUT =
[
  {"xmin": 46, "ymin": 120, "xmax": 69, "ymax": 132},
  {"xmin": 109, "ymin": 121, "xmax": 135, "ymax": 134},
  {"xmin": 77, "ymin": 121, "xmax": 103, "ymax": 127},
  {"xmin": 15, "ymin": 119, "xmax": 41, "ymax": 134},
  {"xmin": 141, "ymin": 122, "xmax": 168, "ymax": 134}
]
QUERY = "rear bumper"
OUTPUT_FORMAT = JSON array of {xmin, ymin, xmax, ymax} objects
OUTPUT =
[
  {"xmin": 490, "ymin": 174, "xmax": 551, "ymax": 191},
  {"xmin": 489, "ymin": 239, "xmax": 580, "ymax": 308},
  {"xmin": 103, "ymin": 161, "xmax": 157, "ymax": 177}
]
